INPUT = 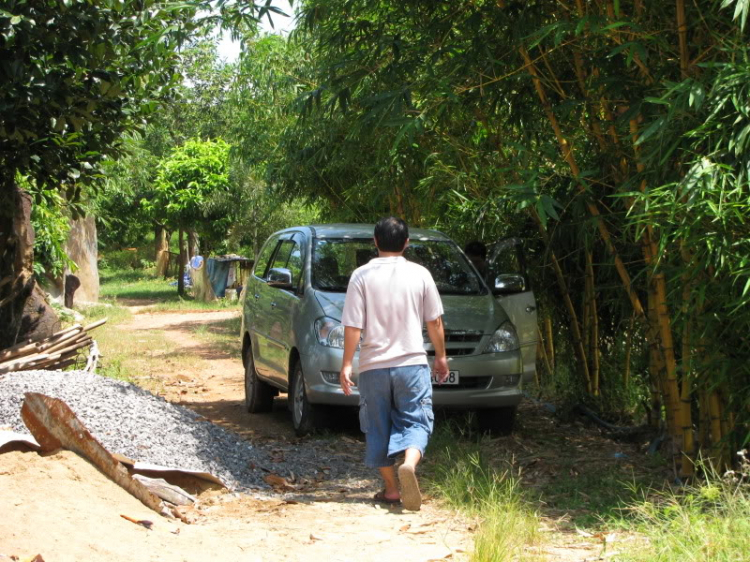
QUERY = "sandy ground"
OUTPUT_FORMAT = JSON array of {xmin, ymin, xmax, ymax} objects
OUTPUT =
[
  {"xmin": 0, "ymin": 307, "xmax": 473, "ymax": 562},
  {"xmin": 1, "ymin": 304, "xmax": 654, "ymax": 561}
]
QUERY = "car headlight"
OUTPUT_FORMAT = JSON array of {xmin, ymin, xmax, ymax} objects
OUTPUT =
[
  {"xmin": 483, "ymin": 321, "xmax": 519, "ymax": 353},
  {"xmin": 315, "ymin": 317, "xmax": 346, "ymax": 349}
]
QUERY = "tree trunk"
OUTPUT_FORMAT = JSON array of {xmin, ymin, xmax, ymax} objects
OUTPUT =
[
  {"xmin": 177, "ymin": 229, "xmax": 186, "ymax": 298},
  {"xmin": 0, "ymin": 184, "xmax": 60, "ymax": 349},
  {"xmin": 154, "ymin": 224, "xmax": 169, "ymax": 277},
  {"xmin": 187, "ymin": 228, "xmax": 199, "ymax": 261}
]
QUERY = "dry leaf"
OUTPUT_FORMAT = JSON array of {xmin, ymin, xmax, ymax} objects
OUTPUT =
[
  {"xmin": 264, "ymin": 474, "xmax": 292, "ymax": 489},
  {"xmin": 399, "ymin": 524, "xmax": 411, "ymax": 532}
]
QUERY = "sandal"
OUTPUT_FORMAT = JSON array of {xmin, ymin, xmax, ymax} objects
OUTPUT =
[
  {"xmin": 373, "ymin": 490, "xmax": 401, "ymax": 504},
  {"xmin": 398, "ymin": 464, "xmax": 422, "ymax": 511}
]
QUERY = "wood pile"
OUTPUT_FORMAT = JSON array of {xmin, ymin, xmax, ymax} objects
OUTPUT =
[{"xmin": 0, "ymin": 319, "xmax": 106, "ymax": 375}]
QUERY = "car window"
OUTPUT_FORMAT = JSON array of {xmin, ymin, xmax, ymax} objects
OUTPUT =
[
  {"xmin": 254, "ymin": 236, "xmax": 280, "ymax": 279},
  {"xmin": 270, "ymin": 240, "xmax": 295, "ymax": 271},
  {"xmin": 312, "ymin": 238, "xmax": 484, "ymax": 295},
  {"xmin": 487, "ymin": 238, "xmax": 530, "ymax": 289}
]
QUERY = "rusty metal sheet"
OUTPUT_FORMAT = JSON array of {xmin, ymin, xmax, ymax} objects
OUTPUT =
[{"xmin": 20, "ymin": 392, "xmax": 175, "ymax": 519}]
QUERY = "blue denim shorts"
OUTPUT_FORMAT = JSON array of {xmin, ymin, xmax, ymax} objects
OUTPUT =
[{"xmin": 357, "ymin": 364, "xmax": 434, "ymax": 468}]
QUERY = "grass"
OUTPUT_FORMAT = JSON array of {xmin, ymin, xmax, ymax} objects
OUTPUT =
[
  {"xmin": 191, "ymin": 315, "xmax": 242, "ymax": 356},
  {"xmin": 80, "ymin": 303, "xmax": 180, "ymax": 389},
  {"xmin": 424, "ymin": 421, "xmax": 544, "ymax": 561},
  {"xmin": 536, "ymin": 456, "xmax": 660, "ymax": 529},
  {"xmin": 100, "ymin": 266, "xmax": 240, "ymax": 312},
  {"xmin": 608, "ymin": 463, "xmax": 750, "ymax": 562}
]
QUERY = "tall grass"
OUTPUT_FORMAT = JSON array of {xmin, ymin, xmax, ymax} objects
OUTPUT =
[
  {"xmin": 425, "ymin": 422, "xmax": 543, "ymax": 561},
  {"xmin": 615, "ymin": 469, "xmax": 750, "ymax": 562}
]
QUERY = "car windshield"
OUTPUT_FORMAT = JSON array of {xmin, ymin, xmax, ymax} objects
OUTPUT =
[{"xmin": 312, "ymin": 238, "xmax": 486, "ymax": 295}]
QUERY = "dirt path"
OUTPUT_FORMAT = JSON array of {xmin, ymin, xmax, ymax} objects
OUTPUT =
[
  {"xmin": 3, "ymin": 305, "xmax": 657, "ymax": 561},
  {"xmin": 1, "ymin": 307, "xmax": 474, "ymax": 562}
]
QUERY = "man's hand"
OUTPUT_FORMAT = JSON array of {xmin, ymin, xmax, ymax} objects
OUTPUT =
[
  {"xmin": 426, "ymin": 316, "xmax": 449, "ymax": 383},
  {"xmin": 340, "ymin": 364, "xmax": 355, "ymax": 396},
  {"xmin": 340, "ymin": 326, "xmax": 362, "ymax": 396},
  {"xmin": 433, "ymin": 355, "xmax": 450, "ymax": 384}
]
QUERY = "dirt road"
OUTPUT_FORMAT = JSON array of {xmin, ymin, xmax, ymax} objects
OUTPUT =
[
  {"xmin": 3, "ymin": 305, "xmax": 659, "ymax": 561},
  {"xmin": 1, "ymin": 307, "xmax": 474, "ymax": 562}
]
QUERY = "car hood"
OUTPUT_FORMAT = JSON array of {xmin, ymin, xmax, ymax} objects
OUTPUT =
[
  {"xmin": 315, "ymin": 291, "xmax": 346, "ymax": 319},
  {"xmin": 314, "ymin": 291, "xmax": 507, "ymax": 334}
]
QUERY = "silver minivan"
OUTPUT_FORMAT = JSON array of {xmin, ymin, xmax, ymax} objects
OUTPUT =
[{"xmin": 240, "ymin": 224, "xmax": 537, "ymax": 436}]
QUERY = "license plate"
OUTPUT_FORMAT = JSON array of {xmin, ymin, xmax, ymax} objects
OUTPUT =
[{"xmin": 432, "ymin": 370, "xmax": 459, "ymax": 385}]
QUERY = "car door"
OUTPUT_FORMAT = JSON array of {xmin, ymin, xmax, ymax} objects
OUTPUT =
[
  {"xmin": 248, "ymin": 234, "xmax": 283, "ymax": 379},
  {"xmin": 487, "ymin": 238, "xmax": 539, "ymax": 385},
  {"xmin": 257, "ymin": 232, "xmax": 307, "ymax": 388}
]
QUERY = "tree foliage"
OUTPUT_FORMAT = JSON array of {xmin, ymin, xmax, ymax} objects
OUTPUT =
[
  {"xmin": 260, "ymin": 0, "xmax": 750, "ymax": 470},
  {"xmin": 148, "ymin": 138, "xmax": 232, "ymax": 236}
]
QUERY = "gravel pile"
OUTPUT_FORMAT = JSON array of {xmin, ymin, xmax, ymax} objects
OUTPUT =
[
  {"xmin": 0, "ymin": 370, "xmax": 272, "ymax": 491},
  {"xmin": 0, "ymin": 369, "xmax": 372, "ymax": 493}
]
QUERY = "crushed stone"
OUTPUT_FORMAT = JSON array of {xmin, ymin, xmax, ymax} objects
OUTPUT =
[{"xmin": 0, "ymin": 370, "xmax": 369, "ymax": 492}]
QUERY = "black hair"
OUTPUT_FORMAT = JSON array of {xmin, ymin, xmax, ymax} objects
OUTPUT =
[
  {"xmin": 374, "ymin": 216, "xmax": 409, "ymax": 252},
  {"xmin": 464, "ymin": 240, "xmax": 487, "ymax": 259}
]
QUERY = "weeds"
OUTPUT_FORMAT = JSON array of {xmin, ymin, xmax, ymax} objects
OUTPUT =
[
  {"xmin": 425, "ymin": 421, "xmax": 543, "ymax": 561},
  {"xmin": 613, "ymin": 465, "xmax": 750, "ymax": 561}
]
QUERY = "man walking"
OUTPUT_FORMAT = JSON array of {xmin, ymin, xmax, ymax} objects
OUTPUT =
[{"xmin": 340, "ymin": 217, "xmax": 449, "ymax": 511}]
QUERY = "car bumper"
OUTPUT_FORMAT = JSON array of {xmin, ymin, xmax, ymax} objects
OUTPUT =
[{"xmin": 300, "ymin": 346, "xmax": 524, "ymax": 409}]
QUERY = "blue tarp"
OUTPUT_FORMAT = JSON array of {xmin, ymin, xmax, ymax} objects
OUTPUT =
[{"xmin": 206, "ymin": 258, "xmax": 230, "ymax": 298}]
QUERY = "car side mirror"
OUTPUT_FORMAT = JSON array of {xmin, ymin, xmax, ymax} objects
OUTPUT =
[
  {"xmin": 493, "ymin": 274, "xmax": 526, "ymax": 294},
  {"xmin": 267, "ymin": 267, "xmax": 293, "ymax": 290}
]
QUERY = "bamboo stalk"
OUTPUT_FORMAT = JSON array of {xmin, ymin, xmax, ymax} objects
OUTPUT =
[
  {"xmin": 544, "ymin": 316, "xmax": 555, "ymax": 372},
  {"xmin": 519, "ymin": 46, "xmax": 647, "ymax": 321},
  {"xmin": 623, "ymin": 311, "xmax": 636, "ymax": 386},
  {"xmin": 0, "ymin": 341, "xmax": 41, "ymax": 362},
  {"xmin": 537, "ymin": 326, "xmax": 553, "ymax": 379},
  {"xmin": 587, "ymin": 251, "xmax": 601, "ymax": 396},
  {"xmin": 529, "ymin": 207, "xmax": 592, "ymax": 391},
  {"xmin": 39, "ymin": 329, "xmax": 85, "ymax": 354},
  {"xmin": 708, "ymin": 392, "xmax": 723, "ymax": 467},
  {"xmin": 676, "ymin": 0, "xmax": 689, "ymax": 78}
]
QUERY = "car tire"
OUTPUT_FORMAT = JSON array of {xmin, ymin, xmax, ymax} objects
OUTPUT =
[
  {"xmin": 244, "ymin": 346, "xmax": 275, "ymax": 413},
  {"xmin": 291, "ymin": 361, "xmax": 320, "ymax": 436},
  {"xmin": 477, "ymin": 406, "xmax": 517, "ymax": 435}
]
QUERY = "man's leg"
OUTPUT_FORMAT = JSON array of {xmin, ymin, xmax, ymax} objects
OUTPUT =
[
  {"xmin": 358, "ymin": 368, "xmax": 399, "ymax": 501},
  {"xmin": 389, "ymin": 365, "xmax": 434, "ymax": 510},
  {"xmin": 378, "ymin": 466, "xmax": 399, "ymax": 500}
]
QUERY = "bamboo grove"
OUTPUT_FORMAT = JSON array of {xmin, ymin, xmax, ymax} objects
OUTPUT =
[{"xmin": 258, "ymin": 0, "xmax": 750, "ymax": 476}]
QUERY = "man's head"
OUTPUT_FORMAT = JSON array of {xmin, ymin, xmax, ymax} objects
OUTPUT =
[
  {"xmin": 374, "ymin": 216, "xmax": 409, "ymax": 253},
  {"xmin": 464, "ymin": 240, "xmax": 487, "ymax": 261},
  {"xmin": 464, "ymin": 240, "xmax": 488, "ymax": 272}
]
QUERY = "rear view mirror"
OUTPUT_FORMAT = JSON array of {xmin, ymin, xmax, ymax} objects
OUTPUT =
[
  {"xmin": 267, "ymin": 267, "xmax": 293, "ymax": 289},
  {"xmin": 494, "ymin": 274, "xmax": 526, "ymax": 294}
]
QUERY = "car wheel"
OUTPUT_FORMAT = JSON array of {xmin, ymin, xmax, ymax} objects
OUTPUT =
[
  {"xmin": 477, "ymin": 406, "xmax": 517, "ymax": 435},
  {"xmin": 291, "ymin": 361, "xmax": 319, "ymax": 436},
  {"xmin": 244, "ymin": 346, "xmax": 275, "ymax": 413}
]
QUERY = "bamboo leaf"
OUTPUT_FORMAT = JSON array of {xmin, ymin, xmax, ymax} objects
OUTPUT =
[{"xmin": 635, "ymin": 117, "xmax": 666, "ymax": 145}]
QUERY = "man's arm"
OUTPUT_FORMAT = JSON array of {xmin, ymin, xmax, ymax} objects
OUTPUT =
[
  {"xmin": 426, "ymin": 316, "xmax": 449, "ymax": 383},
  {"xmin": 339, "ymin": 326, "xmax": 362, "ymax": 396}
]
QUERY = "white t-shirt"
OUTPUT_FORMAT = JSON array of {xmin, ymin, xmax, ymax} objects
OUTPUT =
[{"xmin": 341, "ymin": 256, "xmax": 444, "ymax": 373}]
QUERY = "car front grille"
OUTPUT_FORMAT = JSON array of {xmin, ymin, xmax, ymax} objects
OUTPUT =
[
  {"xmin": 425, "ymin": 331, "xmax": 483, "ymax": 344},
  {"xmin": 426, "ymin": 348, "xmax": 475, "ymax": 357},
  {"xmin": 433, "ymin": 376, "xmax": 492, "ymax": 390},
  {"xmin": 424, "ymin": 330, "xmax": 482, "ymax": 356}
]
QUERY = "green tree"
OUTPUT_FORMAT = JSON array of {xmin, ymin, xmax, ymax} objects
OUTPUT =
[
  {"xmin": 146, "ymin": 138, "xmax": 232, "ymax": 296},
  {"xmin": 0, "ymin": 0, "xmax": 274, "ymax": 347}
]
